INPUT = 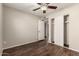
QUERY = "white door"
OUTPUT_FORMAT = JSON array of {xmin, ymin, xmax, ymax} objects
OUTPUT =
[
  {"xmin": 54, "ymin": 16, "xmax": 64, "ymax": 46},
  {"xmin": 38, "ymin": 20, "xmax": 44, "ymax": 40}
]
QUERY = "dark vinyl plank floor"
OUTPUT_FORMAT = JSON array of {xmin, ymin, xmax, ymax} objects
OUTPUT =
[{"xmin": 2, "ymin": 40, "xmax": 79, "ymax": 56}]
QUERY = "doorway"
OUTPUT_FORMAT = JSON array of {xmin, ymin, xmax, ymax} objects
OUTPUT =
[
  {"xmin": 44, "ymin": 20, "xmax": 49, "ymax": 40},
  {"xmin": 51, "ymin": 18, "xmax": 54, "ymax": 43},
  {"xmin": 64, "ymin": 15, "xmax": 69, "ymax": 47}
]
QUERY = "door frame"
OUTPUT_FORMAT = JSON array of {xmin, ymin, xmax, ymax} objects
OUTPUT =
[
  {"xmin": 63, "ymin": 15, "xmax": 69, "ymax": 47},
  {"xmin": 51, "ymin": 18, "xmax": 55, "ymax": 43},
  {"xmin": 38, "ymin": 20, "xmax": 45, "ymax": 40}
]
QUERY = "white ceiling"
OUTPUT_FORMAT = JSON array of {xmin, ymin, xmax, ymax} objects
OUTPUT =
[{"xmin": 3, "ymin": 3, "xmax": 75, "ymax": 17}]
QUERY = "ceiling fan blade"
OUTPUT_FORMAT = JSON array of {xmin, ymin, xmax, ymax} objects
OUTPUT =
[
  {"xmin": 46, "ymin": 3, "xmax": 50, "ymax": 5},
  {"xmin": 37, "ymin": 3, "xmax": 42, "ymax": 5},
  {"xmin": 33, "ymin": 7, "xmax": 40, "ymax": 11},
  {"xmin": 37, "ymin": 3, "xmax": 50, "ymax": 5},
  {"xmin": 48, "ymin": 6, "xmax": 57, "ymax": 9}
]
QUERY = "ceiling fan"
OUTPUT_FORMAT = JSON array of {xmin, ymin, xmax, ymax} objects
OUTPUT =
[{"xmin": 33, "ymin": 3, "xmax": 57, "ymax": 14}]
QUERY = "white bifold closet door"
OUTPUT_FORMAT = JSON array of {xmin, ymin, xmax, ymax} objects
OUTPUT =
[
  {"xmin": 54, "ymin": 15, "xmax": 64, "ymax": 46},
  {"xmin": 38, "ymin": 20, "xmax": 45, "ymax": 40}
]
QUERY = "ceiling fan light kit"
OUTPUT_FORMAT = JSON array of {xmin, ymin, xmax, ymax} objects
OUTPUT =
[
  {"xmin": 41, "ymin": 6, "xmax": 47, "ymax": 10},
  {"xmin": 43, "ymin": 10, "xmax": 46, "ymax": 13}
]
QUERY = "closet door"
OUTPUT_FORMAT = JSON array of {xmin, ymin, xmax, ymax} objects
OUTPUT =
[{"xmin": 54, "ymin": 16, "xmax": 64, "ymax": 46}]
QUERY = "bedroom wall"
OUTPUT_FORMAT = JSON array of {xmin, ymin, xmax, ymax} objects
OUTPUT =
[
  {"xmin": 0, "ymin": 3, "xmax": 2, "ymax": 55},
  {"xmin": 3, "ymin": 6, "xmax": 40, "ymax": 49},
  {"xmin": 47, "ymin": 4, "xmax": 79, "ymax": 52}
]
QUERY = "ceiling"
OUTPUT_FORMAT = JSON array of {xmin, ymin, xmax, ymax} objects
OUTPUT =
[{"xmin": 3, "ymin": 3, "xmax": 75, "ymax": 17}]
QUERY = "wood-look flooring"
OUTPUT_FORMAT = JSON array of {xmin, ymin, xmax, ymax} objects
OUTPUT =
[{"xmin": 2, "ymin": 40, "xmax": 79, "ymax": 56}]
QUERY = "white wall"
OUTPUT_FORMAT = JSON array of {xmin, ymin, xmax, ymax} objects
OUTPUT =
[
  {"xmin": 0, "ymin": 4, "xmax": 2, "ymax": 55},
  {"xmin": 47, "ymin": 4, "xmax": 79, "ymax": 52},
  {"xmin": 3, "ymin": 6, "xmax": 40, "ymax": 49}
]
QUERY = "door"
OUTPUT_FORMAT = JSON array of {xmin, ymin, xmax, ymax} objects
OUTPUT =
[
  {"xmin": 54, "ymin": 16, "xmax": 64, "ymax": 46},
  {"xmin": 64, "ymin": 15, "xmax": 69, "ymax": 47},
  {"xmin": 51, "ymin": 19, "xmax": 54, "ymax": 43},
  {"xmin": 45, "ymin": 20, "xmax": 49, "ymax": 39},
  {"xmin": 38, "ymin": 20, "xmax": 44, "ymax": 40}
]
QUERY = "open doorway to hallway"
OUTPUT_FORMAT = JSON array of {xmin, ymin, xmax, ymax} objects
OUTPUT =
[
  {"xmin": 45, "ymin": 20, "xmax": 49, "ymax": 40},
  {"xmin": 51, "ymin": 18, "xmax": 54, "ymax": 43},
  {"xmin": 64, "ymin": 15, "xmax": 69, "ymax": 47}
]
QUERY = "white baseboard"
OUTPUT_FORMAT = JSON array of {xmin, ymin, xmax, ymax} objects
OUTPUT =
[
  {"xmin": 50, "ymin": 42, "xmax": 79, "ymax": 53},
  {"xmin": 3, "ymin": 40, "xmax": 79, "ymax": 53},
  {"xmin": 48, "ymin": 40, "xmax": 51, "ymax": 43},
  {"xmin": 3, "ymin": 40, "xmax": 39, "ymax": 50},
  {"xmin": 68, "ymin": 48, "xmax": 79, "ymax": 52}
]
